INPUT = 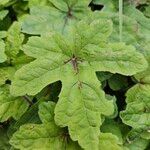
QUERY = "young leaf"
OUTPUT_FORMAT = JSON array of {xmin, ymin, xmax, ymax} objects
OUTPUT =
[
  {"xmin": 0, "ymin": 85, "xmax": 29, "ymax": 122},
  {"xmin": 5, "ymin": 21, "xmax": 24, "ymax": 58}
]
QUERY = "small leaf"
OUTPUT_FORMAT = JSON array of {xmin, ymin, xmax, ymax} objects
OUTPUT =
[
  {"xmin": 0, "ymin": 67, "xmax": 15, "ymax": 85},
  {"xmin": 108, "ymin": 74, "xmax": 128, "ymax": 91},
  {"xmin": 0, "ymin": 85, "xmax": 29, "ymax": 122},
  {"xmin": 120, "ymin": 84, "xmax": 150, "ymax": 129},
  {"xmin": 5, "ymin": 21, "xmax": 24, "ymax": 58},
  {"xmin": 0, "ymin": 10, "xmax": 8, "ymax": 20}
]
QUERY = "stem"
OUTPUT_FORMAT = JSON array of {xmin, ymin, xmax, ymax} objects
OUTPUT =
[
  {"xmin": 119, "ymin": 0, "xmax": 123, "ymax": 42},
  {"xmin": 23, "ymin": 95, "xmax": 33, "ymax": 106},
  {"xmin": 71, "ymin": 55, "xmax": 78, "ymax": 73}
]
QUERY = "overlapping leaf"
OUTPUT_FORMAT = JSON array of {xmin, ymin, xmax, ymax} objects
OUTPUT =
[
  {"xmin": 124, "ymin": 138, "xmax": 149, "ymax": 150},
  {"xmin": 10, "ymin": 101, "xmax": 82, "ymax": 150},
  {"xmin": 10, "ymin": 16, "xmax": 148, "ymax": 149},
  {"xmin": 121, "ymin": 49, "xmax": 150, "ymax": 134},
  {"xmin": 99, "ymin": 133, "xmax": 123, "ymax": 150},
  {"xmin": 21, "ymin": 0, "xmax": 91, "ymax": 35},
  {"xmin": 0, "ymin": 128, "xmax": 11, "ymax": 149},
  {"xmin": 120, "ymin": 84, "xmax": 150, "ymax": 130},
  {"xmin": 5, "ymin": 21, "xmax": 24, "ymax": 58},
  {"xmin": 0, "ymin": 85, "xmax": 29, "ymax": 122},
  {"xmin": 0, "ymin": 67, "xmax": 15, "ymax": 85}
]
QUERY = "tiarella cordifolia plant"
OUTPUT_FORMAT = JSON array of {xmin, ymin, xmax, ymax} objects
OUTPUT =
[{"xmin": 0, "ymin": 0, "xmax": 150, "ymax": 150}]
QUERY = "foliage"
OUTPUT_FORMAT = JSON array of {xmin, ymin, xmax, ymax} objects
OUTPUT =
[{"xmin": 0, "ymin": 0, "xmax": 149, "ymax": 150}]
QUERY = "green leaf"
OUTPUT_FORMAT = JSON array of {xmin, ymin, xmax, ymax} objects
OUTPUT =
[
  {"xmin": 25, "ymin": 0, "xmax": 50, "ymax": 7},
  {"xmin": 108, "ymin": 74, "xmax": 128, "ymax": 91},
  {"xmin": 124, "ymin": 138, "xmax": 149, "ymax": 150},
  {"xmin": 0, "ymin": 10, "xmax": 8, "ymax": 20},
  {"xmin": 5, "ymin": 21, "xmax": 24, "ymax": 58},
  {"xmin": 10, "ymin": 53, "xmax": 69, "ymax": 96},
  {"xmin": 92, "ymin": 0, "xmax": 116, "ymax": 12},
  {"xmin": 0, "ymin": 0, "xmax": 17, "ymax": 8},
  {"xmin": 8, "ymin": 100, "xmax": 41, "ymax": 137},
  {"xmin": 0, "ymin": 31, "xmax": 7, "ymax": 39},
  {"xmin": 10, "ymin": 101, "xmax": 81, "ymax": 150},
  {"xmin": 38, "ymin": 101, "xmax": 55, "ymax": 123},
  {"xmin": 0, "ymin": 40, "xmax": 7, "ymax": 63},
  {"xmin": 99, "ymin": 133, "xmax": 123, "ymax": 150},
  {"xmin": 120, "ymin": 84, "xmax": 150, "ymax": 129},
  {"xmin": 55, "ymin": 73, "xmax": 114, "ymax": 150},
  {"xmin": 96, "ymin": 71, "xmax": 113, "ymax": 82},
  {"xmin": 0, "ymin": 85, "xmax": 29, "ymax": 122},
  {"xmin": 10, "ymin": 123, "xmax": 81, "ymax": 150},
  {"xmin": 101, "ymin": 119, "xmax": 123, "ymax": 144},
  {"xmin": 124, "ymin": 6, "xmax": 150, "ymax": 40},
  {"xmin": 0, "ymin": 67, "xmax": 16, "ymax": 85},
  {"xmin": 0, "ymin": 0, "xmax": 10, "ymax": 6},
  {"xmin": 128, "ymin": 128, "xmax": 150, "ymax": 140},
  {"xmin": 134, "ymin": 66, "xmax": 150, "ymax": 84},
  {"xmin": 82, "ymin": 43, "xmax": 148, "ymax": 75},
  {"xmin": 0, "ymin": 127, "xmax": 11, "ymax": 150},
  {"xmin": 11, "ymin": 17, "xmax": 148, "ymax": 149},
  {"xmin": 144, "ymin": 5, "xmax": 150, "ymax": 17},
  {"xmin": 22, "ymin": 0, "xmax": 91, "ymax": 35}
]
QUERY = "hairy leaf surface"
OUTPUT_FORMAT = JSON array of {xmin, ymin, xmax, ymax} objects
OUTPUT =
[{"xmin": 11, "ymin": 17, "xmax": 148, "ymax": 149}]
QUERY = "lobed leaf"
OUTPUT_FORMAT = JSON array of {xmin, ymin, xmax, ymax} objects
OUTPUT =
[
  {"xmin": 22, "ymin": 0, "xmax": 91, "ymax": 35},
  {"xmin": 120, "ymin": 84, "xmax": 150, "ymax": 129}
]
